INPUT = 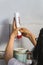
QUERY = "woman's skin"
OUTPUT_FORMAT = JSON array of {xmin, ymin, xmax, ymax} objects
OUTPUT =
[{"xmin": 4, "ymin": 18, "xmax": 36, "ymax": 64}]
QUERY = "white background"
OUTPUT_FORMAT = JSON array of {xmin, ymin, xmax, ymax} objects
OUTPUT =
[{"xmin": 0, "ymin": 0, "xmax": 43, "ymax": 24}]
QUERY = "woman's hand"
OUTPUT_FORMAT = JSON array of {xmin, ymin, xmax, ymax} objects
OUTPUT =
[
  {"xmin": 11, "ymin": 28, "xmax": 19, "ymax": 38},
  {"xmin": 11, "ymin": 17, "xmax": 18, "ymax": 38},
  {"xmin": 20, "ymin": 28, "xmax": 31, "ymax": 38},
  {"xmin": 20, "ymin": 27, "xmax": 36, "ymax": 46},
  {"xmin": 12, "ymin": 17, "xmax": 17, "ymax": 32}
]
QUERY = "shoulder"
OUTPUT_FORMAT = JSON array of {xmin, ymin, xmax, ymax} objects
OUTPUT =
[
  {"xmin": 8, "ymin": 58, "xmax": 26, "ymax": 65},
  {"xmin": 8, "ymin": 58, "xmax": 16, "ymax": 65}
]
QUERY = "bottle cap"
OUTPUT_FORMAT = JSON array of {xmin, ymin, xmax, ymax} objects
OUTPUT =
[{"xmin": 17, "ymin": 35, "xmax": 22, "ymax": 39}]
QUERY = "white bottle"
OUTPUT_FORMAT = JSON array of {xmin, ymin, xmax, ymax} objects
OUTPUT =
[{"xmin": 14, "ymin": 12, "xmax": 22, "ymax": 39}]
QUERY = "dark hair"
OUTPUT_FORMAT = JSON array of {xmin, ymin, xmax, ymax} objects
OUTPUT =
[{"xmin": 33, "ymin": 28, "xmax": 43, "ymax": 65}]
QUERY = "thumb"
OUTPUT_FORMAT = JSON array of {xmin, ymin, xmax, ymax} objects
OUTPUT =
[{"xmin": 19, "ymin": 28, "xmax": 23, "ymax": 33}]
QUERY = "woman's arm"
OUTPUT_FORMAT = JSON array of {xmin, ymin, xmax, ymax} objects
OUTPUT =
[
  {"xmin": 4, "ymin": 29, "xmax": 18, "ymax": 63},
  {"xmin": 4, "ymin": 33, "xmax": 15, "ymax": 63},
  {"xmin": 4, "ymin": 18, "xmax": 18, "ymax": 63},
  {"xmin": 27, "ymin": 31, "xmax": 36, "ymax": 46}
]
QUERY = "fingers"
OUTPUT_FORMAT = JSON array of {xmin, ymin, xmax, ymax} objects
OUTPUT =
[
  {"xmin": 12, "ymin": 18, "xmax": 17, "ymax": 31},
  {"xmin": 19, "ymin": 28, "xmax": 24, "ymax": 33},
  {"xmin": 22, "ymin": 33, "xmax": 27, "ymax": 37},
  {"xmin": 19, "ymin": 28, "xmax": 27, "ymax": 37},
  {"xmin": 13, "ymin": 20, "xmax": 17, "ymax": 29},
  {"xmin": 16, "ymin": 28, "xmax": 20, "ymax": 32},
  {"xmin": 13, "ymin": 28, "xmax": 20, "ymax": 34},
  {"xmin": 12, "ymin": 28, "xmax": 18, "ymax": 38}
]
